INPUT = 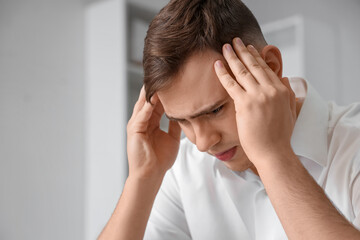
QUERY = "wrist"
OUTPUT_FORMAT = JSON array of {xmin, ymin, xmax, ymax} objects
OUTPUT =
[
  {"xmin": 127, "ymin": 171, "xmax": 165, "ymax": 191},
  {"xmin": 128, "ymin": 161, "xmax": 168, "ymax": 182},
  {"xmin": 254, "ymin": 147, "xmax": 299, "ymax": 174}
]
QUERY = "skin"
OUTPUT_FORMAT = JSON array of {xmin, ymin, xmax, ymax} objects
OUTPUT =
[
  {"xmin": 157, "ymin": 49, "xmax": 255, "ymax": 173},
  {"xmin": 99, "ymin": 38, "xmax": 360, "ymax": 240}
]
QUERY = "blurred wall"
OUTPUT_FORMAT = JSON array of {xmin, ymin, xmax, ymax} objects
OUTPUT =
[
  {"xmin": 0, "ymin": 0, "xmax": 127, "ymax": 239},
  {"xmin": 84, "ymin": 0, "xmax": 127, "ymax": 239},
  {"xmin": 243, "ymin": 0, "xmax": 360, "ymax": 104},
  {"xmin": 128, "ymin": 0, "xmax": 360, "ymax": 104},
  {"xmin": 1, "ymin": 0, "xmax": 359, "ymax": 239},
  {"xmin": 0, "ymin": 0, "xmax": 85, "ymax": 239}
]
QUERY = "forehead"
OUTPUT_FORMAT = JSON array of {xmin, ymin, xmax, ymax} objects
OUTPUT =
[{"xmin": 157, "ymin": 50, "xmax": 229, "ymax": 118}]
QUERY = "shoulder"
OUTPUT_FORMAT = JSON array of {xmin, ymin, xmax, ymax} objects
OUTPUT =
[
  {"xmin": 327, "ymin": 101, "xmax": 360, "ymax": 179},
  {"xmin": 316, "ymin": 102, "xmax": 360, "ymax": 219},
  {"xmin": 328, "ymin": 101, "xmax": 360, "ymax": 130},
  {"xmin": 328, "ymin": 101, "xmax": 360, "ymax": 152}
]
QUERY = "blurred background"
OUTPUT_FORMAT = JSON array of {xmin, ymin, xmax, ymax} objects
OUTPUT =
[{"xmin": 0, "ymin": 0, "xmax": 359, "ymax": 239}]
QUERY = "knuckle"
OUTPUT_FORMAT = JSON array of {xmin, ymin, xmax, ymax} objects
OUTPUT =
[
  {"xmin": 250, "ymin": 62, "xmax": 261, "ymax": 70},
  {"xmin": 236, "ymin": 68, "xmax": 249, "ymax": 78},
  {"xmin": 225, "ymin": 78, "xmax": 237, "ymax": 89},
  {"xmin": 264, "ymin": 65, "xmax": 271, "ymax": 71},
  {"xmin": 267, "ymin": 86, "xmax": 278, "ymax": 98},
  {"xmin": 243, "ymin": 99, "xmax": 255, "ymax": 111},
  {"xmin": 279, "ymin": 86, "xmax": 290, "ymax": 97},
  {"xmin": 257, "ymin": 92, "xmax": 267, "ymax": 104}
]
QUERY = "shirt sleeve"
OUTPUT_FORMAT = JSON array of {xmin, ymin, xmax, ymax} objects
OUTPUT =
[
  {"xmin": 351, "ymin": 151, "xmax": 360, "ymax": 230},
  {"xmin": 143, "ymin": 166, "xmax": 192, "ymax": 240}
]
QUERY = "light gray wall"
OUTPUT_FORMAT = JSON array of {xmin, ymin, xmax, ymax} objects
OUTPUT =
[
  {"xmin": 0, "ymin": 0, "xmax": 85, "ymax": 239},
  {"xmin": 243, "ymin": 0, "xmax": 360, "ymax": 104},
  {"xmin": 1, "ymin": 0, "xmax": 358, "ymax": 238},
  {"xmin": 128, "ymin": 0, "xmax": 360, "ymax": 105},
  {"xmin": 84, "ymin": 0, "xmax": 128, "ymax": 239},
  {"xmin": 0, "ymin": 0, "xmax": 128, "ymax": 239}
]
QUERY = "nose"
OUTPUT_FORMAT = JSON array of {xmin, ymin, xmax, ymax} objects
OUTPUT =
[{"xmin": 193, "ymin": 121, "xmax": 220, "ymax": 152}]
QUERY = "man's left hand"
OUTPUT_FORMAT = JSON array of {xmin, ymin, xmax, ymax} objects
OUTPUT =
[{"xmin": 214, "ymin": 37, "xmax": 297, "ymax": 166}]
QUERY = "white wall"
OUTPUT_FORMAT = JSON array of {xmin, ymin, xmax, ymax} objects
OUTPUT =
[
  {"xmin": 84, "ymin": 0, "xmax": 127, "ymax": 239},
  {"xmin": 0, "ymin": 0, "xmax": 85, "ymax": 239},
  {"xmin": 0, "ymin": 0, "xmax": 128, "ymax": 239},
  {"xmin": 243, "ymin": 0, "xmax": 360, "ymax": 104},
  {"xmin": 1, "ymin": 0, "xmax": 358, "ymax": 238},
  {"xmin": 129, "ymin": 0, "xmax": 360, "ymax": 105}
]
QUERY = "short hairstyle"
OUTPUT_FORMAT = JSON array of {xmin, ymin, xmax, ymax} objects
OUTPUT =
[{"xmin": 143, "ymin": 0, "xmax": 267, "ymax": 101}]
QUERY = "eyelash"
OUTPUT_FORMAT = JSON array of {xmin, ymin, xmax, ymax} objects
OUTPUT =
[
  {"xmin": 176, "ymin": 105, "xmax": 224, "ymax": 125},
  {"xmin": 177, "ymin": 119, "xmax": 186, "ymax": 123},
  {"xmin": 210, "ymin": 105, "xmax": 224, "ymax": 115}
]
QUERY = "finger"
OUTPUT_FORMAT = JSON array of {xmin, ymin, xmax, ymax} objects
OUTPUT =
[
  {"xmin": 222, "ymin": 43, "xmax": 258, "ymax": 90},
  {"xmin": 132, "ymin": 86, "xmax": 146, "ymax": 116},
  {"xmin": 136, "ymin": 99, "xmax": 155, "ymax": 125},
  {"xmin": 128, "ymin": 98, "xmax": 154, "ymax": 134},
  {"xmin": 247, "ymin": 45, "xmax": 281, "ymax": 84},
  {"xmin": 148, "ymin": 94, "xmax": 165, "ymax": 129},
  {"xmin": 231, "ymin": 38, "xmax": 273, "ymax": 86},
  {"xmin": 168, "ymin": 120, "xmax": 181, "ymax": 142},
  {"xmin": 151, "ymin": 94, "xmax": 164, "ymax": 122},
  {"xmin": 280, "ymin": 77, "xmax": 297, "ymax": 119},
  {"xmin": 214, "ymin": 60, "xmax": 245, "ymax": 100}
]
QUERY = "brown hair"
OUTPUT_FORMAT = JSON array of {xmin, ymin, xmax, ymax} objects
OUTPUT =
[{"xmin": 143, "ymin": 0, "xmax": 267, "ymax": 101}]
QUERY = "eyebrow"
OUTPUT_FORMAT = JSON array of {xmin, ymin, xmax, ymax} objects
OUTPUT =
[{"xmin": 165, "ymin": 99, "xmax": 227, "ymax": 122}]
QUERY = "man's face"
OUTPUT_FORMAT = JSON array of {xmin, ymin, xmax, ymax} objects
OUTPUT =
[{"xmin": 158, "ymin": 49, "xmax": 255, "ymax": 172}]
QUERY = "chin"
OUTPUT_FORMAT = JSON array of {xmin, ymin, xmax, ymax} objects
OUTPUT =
[
  {"xmin": 224, "ymin": 156, "xmax": 254, "ymax": 172},
  {"xmin": 220, "ymin": 147, "xmax": 252, "ymax": 172}
]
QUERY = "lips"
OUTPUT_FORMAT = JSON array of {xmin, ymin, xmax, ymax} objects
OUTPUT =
[{"xmin": 214, "ymin": 146, "xmax": 237, "ymax": 161}]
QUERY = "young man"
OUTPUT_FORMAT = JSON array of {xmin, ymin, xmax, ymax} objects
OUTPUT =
[{"xmin": 100, "ymin": 0, "xmax": 360, "ymax": 239}]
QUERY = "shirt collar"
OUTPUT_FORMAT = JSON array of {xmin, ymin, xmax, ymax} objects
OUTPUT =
[{"xmin": 290, "ymin": 77, "xmax": 329, "ymax": 167}]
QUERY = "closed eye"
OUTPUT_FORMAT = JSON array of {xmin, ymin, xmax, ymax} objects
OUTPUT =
[{"xmin": 210, "ymin": 105, "xmax": 224, "ymax": 115}]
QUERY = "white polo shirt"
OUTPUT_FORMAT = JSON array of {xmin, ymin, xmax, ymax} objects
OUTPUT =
[{"xmin": 144, "ymin": 78, "xmax": 360, "ymax": 240}]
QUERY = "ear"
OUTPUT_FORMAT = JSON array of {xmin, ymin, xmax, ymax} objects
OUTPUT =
[{"xmin": 260, "ymin": 45, "xmax": 283, "ymax": 78}]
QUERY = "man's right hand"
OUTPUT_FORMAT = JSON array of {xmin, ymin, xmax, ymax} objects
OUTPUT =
[
  {"xmin": 99, "ymin": 87, "xmax": 181, "ymax": 240},
  {"xmin": 126, "ymin": 86, "xmax": 182, "ymax": 181}
]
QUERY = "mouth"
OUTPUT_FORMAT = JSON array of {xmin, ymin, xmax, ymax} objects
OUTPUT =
[{"xmin": 214, "ymin": 146, "xmax": 237, "ymax": 162}]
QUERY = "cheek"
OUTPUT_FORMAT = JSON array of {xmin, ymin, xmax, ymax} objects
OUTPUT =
[
  {"xmin": 220, "ymin": 104, "xmax": 238, "ymax": 135},
  {"xmin": 178, "ymin": 103, "xmax": 238, "ymax": 145}
]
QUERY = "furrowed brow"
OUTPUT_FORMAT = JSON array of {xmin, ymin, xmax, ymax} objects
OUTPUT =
[
  {"xmin": 165, "ymin": 114, "xmax": 185, "ymax": 122},
  {"xmin": 165, "ymin": 99, "xmax": 226, "ymax": 122}
]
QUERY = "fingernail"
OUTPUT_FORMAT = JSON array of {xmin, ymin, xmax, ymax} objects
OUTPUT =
[
  {"xmin": 248, "ymin": 45, "xmax": 256, "ymax": 51},
  {"xmin": 215, "ymin": 60, "xmax": 223, "ymax": 68},
  {"xmin": 224, "ymin": 44, "xmax": 232, "ymax": 52},
  {"xmin": 235, "ymin": 37, "xmax": 245, "ymax": 47}
]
